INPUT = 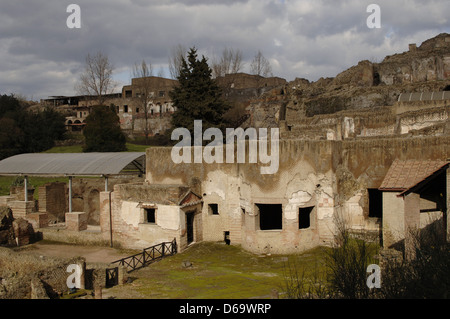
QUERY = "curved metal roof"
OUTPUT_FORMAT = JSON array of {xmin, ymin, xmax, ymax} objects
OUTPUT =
[{"xmin": 0, "ymin": 152, "xmax": 145, "ymax": 176}]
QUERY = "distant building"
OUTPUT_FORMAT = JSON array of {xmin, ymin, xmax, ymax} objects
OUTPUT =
[{"xmin": 42, "ymin": 76, "xmax": 178, "ymax": 137}]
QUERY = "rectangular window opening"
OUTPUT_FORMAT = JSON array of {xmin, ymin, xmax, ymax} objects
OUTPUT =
[
  {"xmin": 257, "ymin": 204, "xmax": 282, "ymax": 230},
  {"xmin": 145, "ymin": 208, "xmax": 156, "ymax": 224},
  {"xmin": 209, "ymin": 203, "xmax": 219, "ymax": 215},
  {"xmin": 299, "ymin": 206, "xmax": 314, "ymax": 229}
]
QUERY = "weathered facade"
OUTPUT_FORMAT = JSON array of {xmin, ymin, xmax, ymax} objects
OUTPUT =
[
  {"xmin": 95, "ymin": 34, "xmax": 450, "ymax": 254},
  {"xmin": 96, "ymin": 134, "xmax": 448, "ymax": 254},
  {"xmin": 27, "ymin": 33, "xmax": 450, "ymax": 256}
]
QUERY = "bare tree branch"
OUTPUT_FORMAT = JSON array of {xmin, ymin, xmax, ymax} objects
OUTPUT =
[
  {"xmin": 211, "ymin": 47, "xmax": 244, "ymax": 78},
  {"xmin": 168, "ymin": 44, "xmax": 187, "ymax": 79},
  {"xmin": 250, "ymin": 50, "xmax": 272, "ymax": 77},
  {"xmin": 132, "ymin": 60, "xmax": 154, "ymax": 144},
  {"xmin": 76, "ymin": 51, "xmax": 115, "ymax": 106}
]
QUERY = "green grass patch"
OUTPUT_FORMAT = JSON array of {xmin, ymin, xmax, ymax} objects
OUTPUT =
[
  {"xmin": 0, "ymin": 176, "xmax": 18, "ymax": 197},
  {"xmin": 42, "ymin": 145, "xmax": 83, "ymax": 153},
  {"xmin": 107, "ymin": 242, "xmax": 328, "ymax": 299},
  {"xmin": 125, "ymin": 143, "xmax": 150, "ymax": 152},
  {"xmin": 41, "ymin": 143, "xmax": 149, "ymax": 153},
  {"xmin": 0, "ymin": 176, "xmax": 70, "ymax": 199}
]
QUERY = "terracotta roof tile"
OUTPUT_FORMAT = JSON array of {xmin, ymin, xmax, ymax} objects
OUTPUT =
[{"xmin": 379, "ymin": 159, "xmax": 449, "ymax": 191}]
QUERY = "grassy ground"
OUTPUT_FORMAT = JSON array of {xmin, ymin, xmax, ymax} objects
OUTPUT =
[
  {"xmin": 104, "ymin": 242, "xmax": 329, "ymax": 299},
  {"xmin": 42, "ymin": 143, "xmax": 149, "ymax": 153},
  {"xmin": 0, "ymin": 176, "xmax": 70, "ymax": 199}
]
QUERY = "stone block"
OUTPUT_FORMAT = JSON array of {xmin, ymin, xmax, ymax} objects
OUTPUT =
[
  {"xmin": 9, "ymin": 201, "xmax": 35, "ymax": 219},
  {"xmin": 13, "ymin": 218, "xmax": 34, "ymax": 246},
  {"xmin": 65, "ymin": 212, "xmax": 88, "ymax": 231},
  {"xmin": 26, "ymin": 213, "xmax": 49, "ymax": 229}
]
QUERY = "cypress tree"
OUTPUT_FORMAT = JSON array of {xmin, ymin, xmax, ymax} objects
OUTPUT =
[{"xmin": 170, "ymin": 47, "xmax": 230, "ymax": 135}]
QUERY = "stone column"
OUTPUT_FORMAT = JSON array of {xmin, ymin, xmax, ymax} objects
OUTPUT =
[
  {"xmin": 118, "ymin": 265, "xmax": 128, "ymax": 285},
  {"xmin": 99, "ymin": 191, "xmax": 113, "ymax": 246}
]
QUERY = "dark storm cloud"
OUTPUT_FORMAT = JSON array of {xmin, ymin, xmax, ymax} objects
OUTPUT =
[{"xmin": 0, "ymin": 0, "xmax": 448, "ymax": 100}]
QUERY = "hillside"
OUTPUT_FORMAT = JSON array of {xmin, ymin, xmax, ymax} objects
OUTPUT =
[{"xmin": 244, "ymin": 33, "xmax": 450, "ymax": 140}]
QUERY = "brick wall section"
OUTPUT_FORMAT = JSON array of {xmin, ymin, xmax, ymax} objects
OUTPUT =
[
  {"xmin": 9, "ymin": 201, "xmax": 35, "ymax": 219},
  {"xmin": 38, "ymin": 182, "xmax": 66, "ymax": 222}
]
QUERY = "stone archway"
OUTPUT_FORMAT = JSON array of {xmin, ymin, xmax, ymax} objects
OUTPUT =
[{"xmin": 87, "ymin": 189, "xmax": 100, "ymax": 226}]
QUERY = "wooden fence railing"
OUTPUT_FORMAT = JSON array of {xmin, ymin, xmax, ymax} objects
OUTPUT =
[{"xmin": 111, "ymin": 238, "xmax": 177, "ymax": 273}]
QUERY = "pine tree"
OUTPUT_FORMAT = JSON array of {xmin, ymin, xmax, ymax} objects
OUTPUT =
[
  {"xmin": 169, "ymin": 47, "xmax": 230, "ymax": 135},
  {"xmin": 83, "ymin": 105, "xmax": 127, "ymax": 152}
]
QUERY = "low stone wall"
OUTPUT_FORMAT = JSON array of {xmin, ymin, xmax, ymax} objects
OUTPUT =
[{"xmin": 39, "ymin": 226, "xmax": 109, "ymax": 246}]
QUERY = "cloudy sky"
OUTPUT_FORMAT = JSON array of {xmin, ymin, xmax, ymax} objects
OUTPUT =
[{"xmin": 0, "ymin": 0, "xmax": 448, "ymax": 101}]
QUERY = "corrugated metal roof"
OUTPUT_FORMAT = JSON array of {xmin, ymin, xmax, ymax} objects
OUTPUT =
[
  {"xmin": 379, "ymin": 159, "xmax": 449, "ymax": 191},
  {"xmin": 0, "ymin": 152, "xmax": 145, "ymax": 176}
]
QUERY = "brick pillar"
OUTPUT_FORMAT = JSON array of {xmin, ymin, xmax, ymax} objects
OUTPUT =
[{"xmin": 404, "ymin": 192, "xmax": 420, "ymax": 260}]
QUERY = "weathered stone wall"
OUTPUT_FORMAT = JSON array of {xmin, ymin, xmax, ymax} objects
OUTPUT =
[
  {"xmin": 141, "ymin": 135, "xmax": 449, "ymax": 254},
  {"xmin": 216, "ymin": 73, "xmax": 287, "ymax": 90},
  {"xmin": 144, "ymin": 141, "xmax": 337, "ymax": 254},
  {"xmin": 282, "ymin": 102, "xmax": 449, "ymax": 141},
  {"xmin": 72, "ymin": 177, "xmax": 143, "ymax": 226},
  {"xmin": 382, "ymin": 192, "xmax": 405, "ymax": 248},
  {"xmin": 38, "ymin": 182, "xmax": 66, "ymax": 223},
  {"xmin": 99, "ymin": 184, "xmax": 195, "ymax": 250}
]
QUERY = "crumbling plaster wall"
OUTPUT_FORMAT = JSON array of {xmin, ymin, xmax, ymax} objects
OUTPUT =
[
  {"xmin": 145, "ymin": 140, "xmax": 338, "ymax": 254},
  {"xmin": 137, "ymin": 135, "xmax": 450, "ymax": 254},
  {"xmin": 334, "ymin": 136, "xmax": 449, "ymax": 245},
  {"xmin": 99, "ymin": 183, "xmax": 196, "ymax": 250}
]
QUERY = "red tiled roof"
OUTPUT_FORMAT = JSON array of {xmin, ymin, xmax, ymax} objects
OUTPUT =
[
  {"xmin": 379, "ymin": 159, "xmax": 449, "ymax": 191},
  {"xmin": 179, "ymin": 191, "xmax": 202, "ymax": 208}
]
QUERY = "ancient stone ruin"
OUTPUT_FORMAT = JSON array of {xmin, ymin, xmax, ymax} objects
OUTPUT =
[
  {"xmin": 0, "ymin": 33, "xmax": 448, "ymax": 261},
  {"xmin": 0, "ymin": 207, "xmax": 37, "ymax": 247}
]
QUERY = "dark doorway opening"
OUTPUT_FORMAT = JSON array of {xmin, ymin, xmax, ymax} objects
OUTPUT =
[
  {"xmin": 299, "ymin": 206, "xmax": 314, "ymax": 229},
  {"xmin": 373, "ymin": 72, "xmax": 380, "ymax": 86},
  {"xmin": 368, "ymin": 189, "xmax": 383, "ymax": 218},
  {"xmin": 224, "ymin": 231, "xmax": 230, "ymax": 245},
  {"xmin": 186, "ymin": 212, "xmax": 194, "ymax": 245},
  {"xmin": 257, "ymin": 204, "xmax": 283, "ymax": 230}
]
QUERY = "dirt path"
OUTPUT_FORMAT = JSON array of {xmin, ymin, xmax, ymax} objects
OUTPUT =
[{"xmin": 21, "ymin": 243, "xmax": 134, "ymax": 264}]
